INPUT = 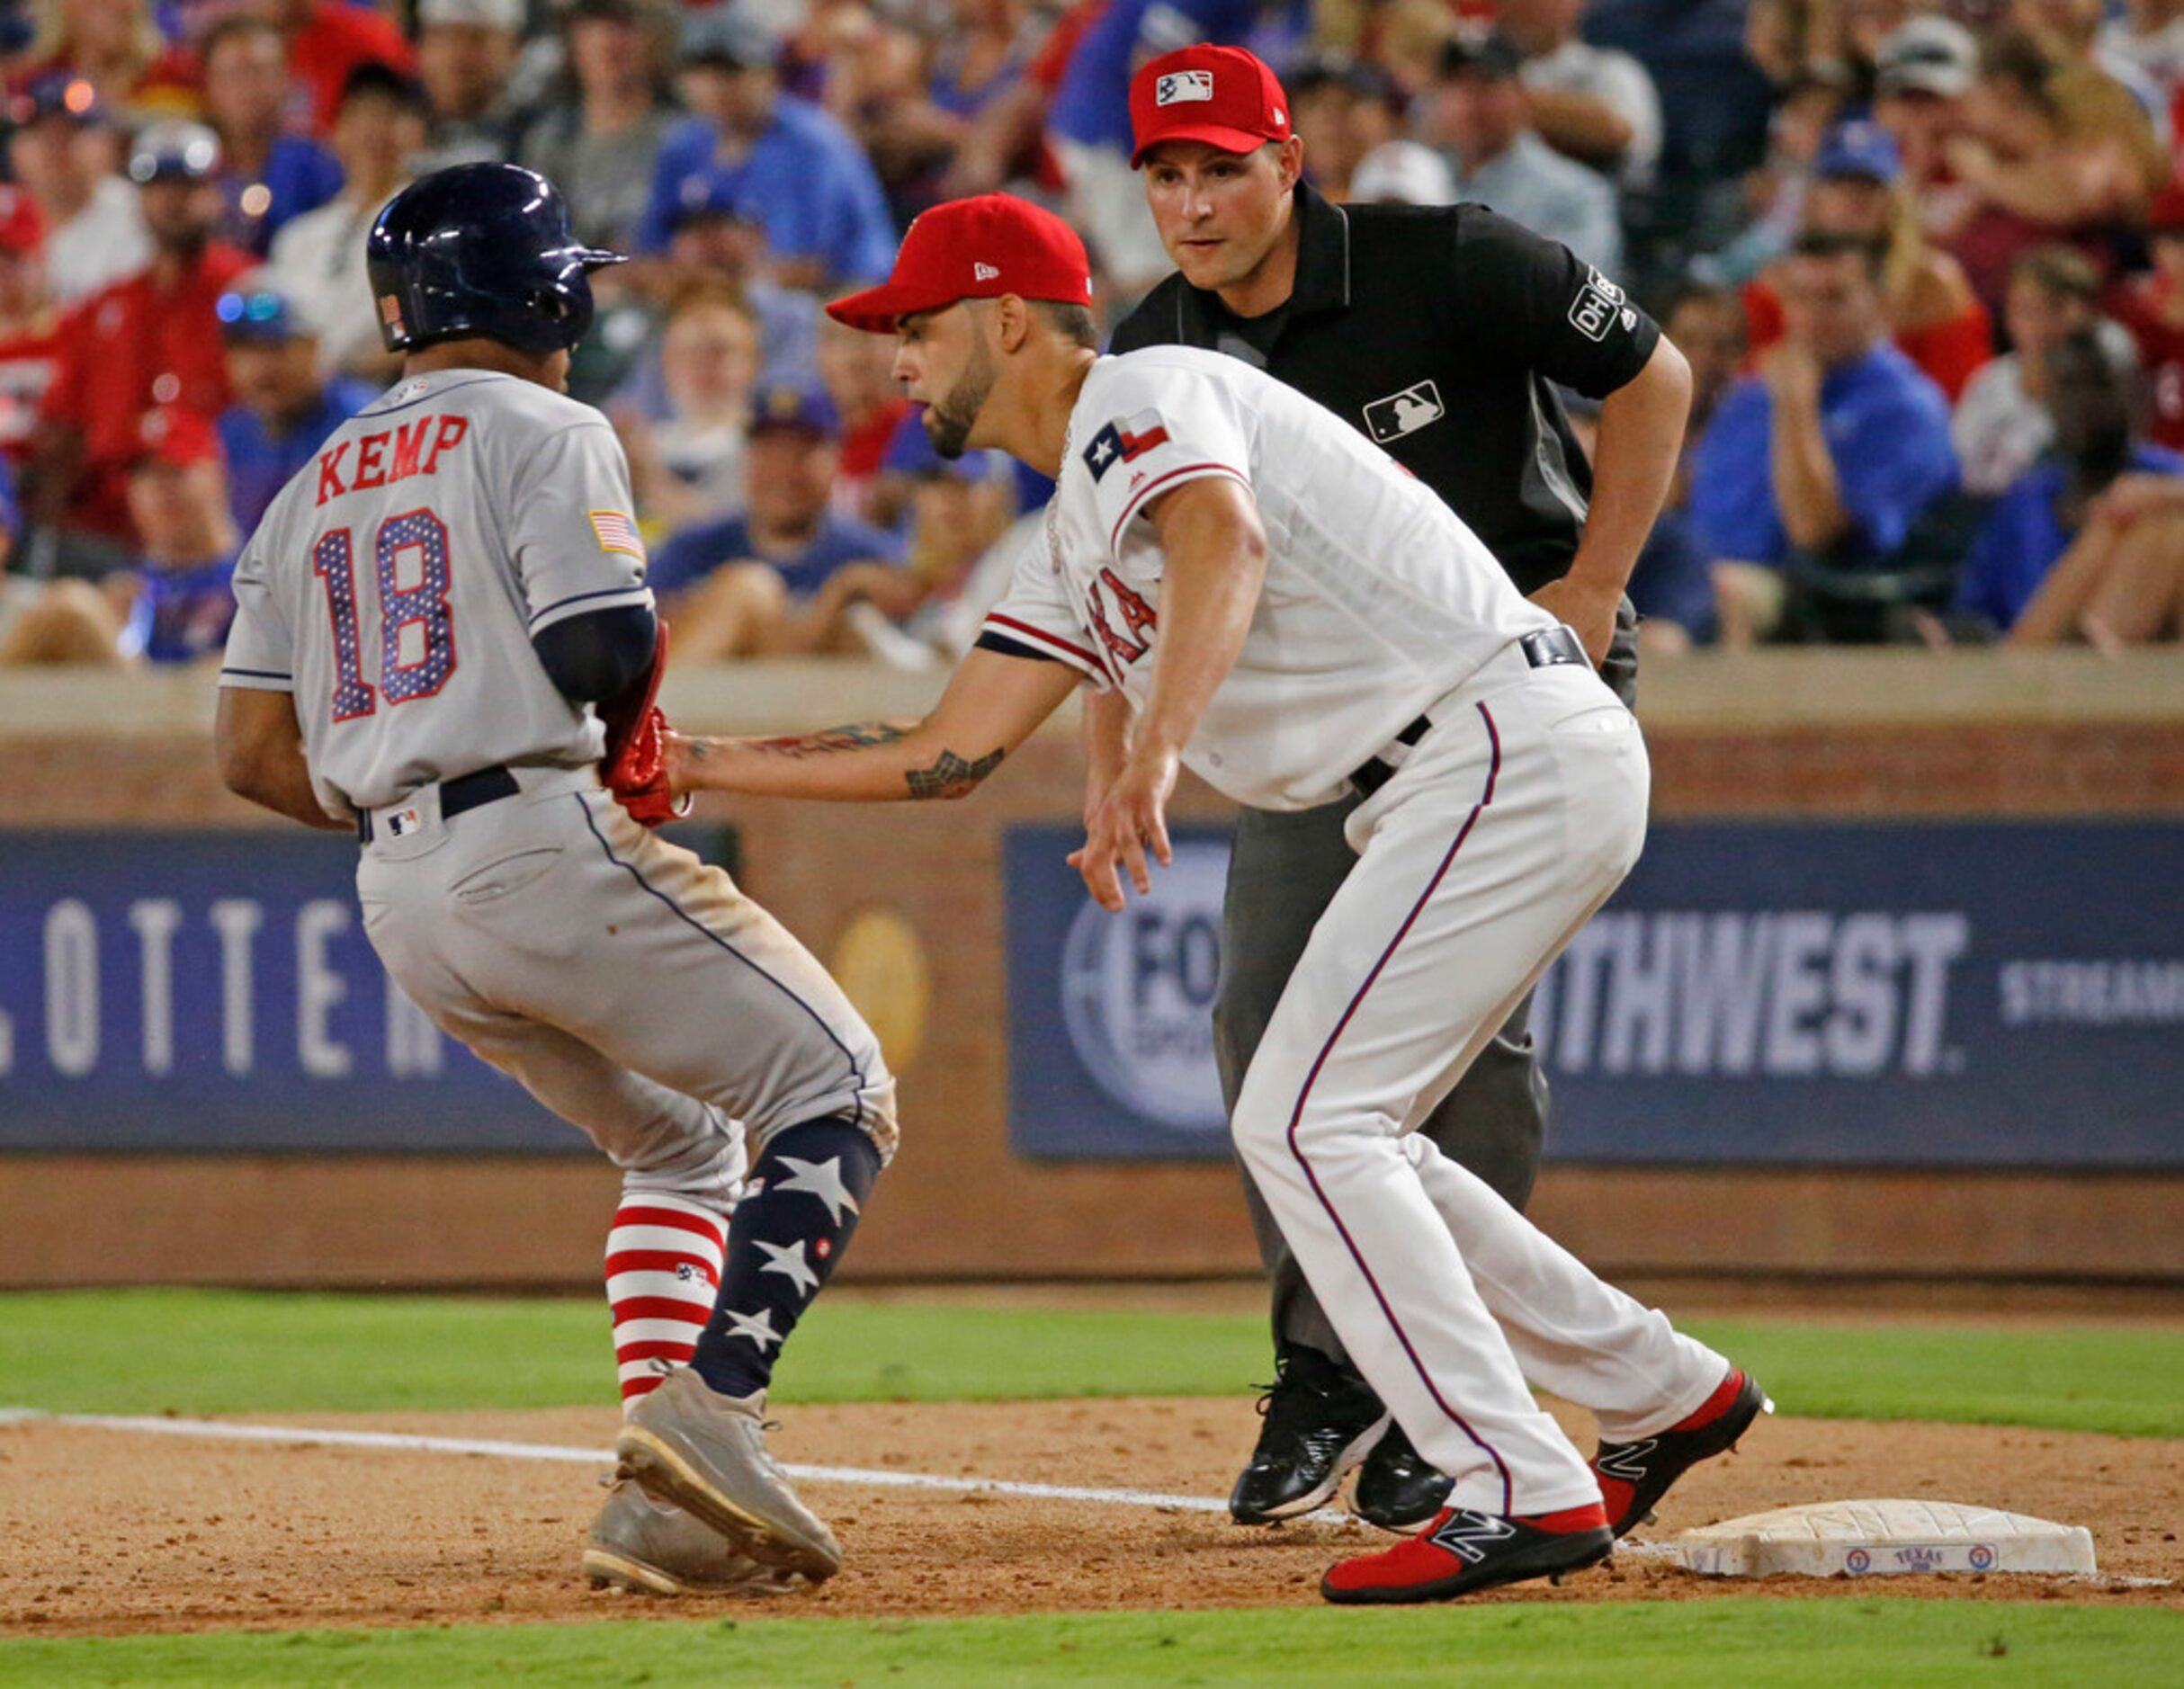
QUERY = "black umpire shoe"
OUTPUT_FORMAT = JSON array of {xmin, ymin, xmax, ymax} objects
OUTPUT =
[
  {"xmin": 1229, "ymin": 1343, "xmax": 1391, "ymax": 1524},
  {"xmin": 1352, "ymin": 1418, "xmax": 1455, "ymax": 1532}
]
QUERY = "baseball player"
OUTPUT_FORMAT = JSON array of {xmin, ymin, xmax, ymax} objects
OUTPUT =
[
  {"xmin": 213, "ymin": 163, "xmax": 895, "ymax": 1595},
  {"xmin": 1110, "ymin": 44, "xmax": 1694, "ymax": 1533},
  {"xmin": 662, "ymin": 193, "xmax": 1767, "ymax": 1604}
]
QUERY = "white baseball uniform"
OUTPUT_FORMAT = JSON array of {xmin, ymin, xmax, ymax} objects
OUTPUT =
[
  {"xmin": 980, "ymin": 348, "xmax": 1725, "ymax": 1514},
  {"xmin": 219, "ymin": 370, "xmax": 899, "ymax": 1239}
]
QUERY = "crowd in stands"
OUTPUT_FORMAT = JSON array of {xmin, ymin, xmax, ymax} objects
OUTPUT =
[{"xmin": 2, "ymin": 0, "xmax": 2181, "ymax": 675}]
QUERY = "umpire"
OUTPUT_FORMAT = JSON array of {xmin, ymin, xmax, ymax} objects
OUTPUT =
[{"xmin": 1106, "ymin": 42, "xmax": 1692, "ymax": 1532}]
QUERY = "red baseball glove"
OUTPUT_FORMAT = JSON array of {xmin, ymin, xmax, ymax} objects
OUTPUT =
[{"xmin": 598, "ymin": 617, "xmax": 692, "ymax": 828}]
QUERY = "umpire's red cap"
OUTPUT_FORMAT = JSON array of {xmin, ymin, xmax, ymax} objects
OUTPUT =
[
  {"xmin": 827, "ymin": 194, "xmax": 1093, "ymax": 335},
  {"xmin": 1129, "ymin": 45, "xmax": 1292, "ymax": 168}
]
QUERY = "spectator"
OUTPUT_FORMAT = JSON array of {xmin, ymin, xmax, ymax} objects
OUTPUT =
[
  {"xmin": 213, "ymin": 284, "xmax": 375, "ymax": 532},
  {"xmin": 10, "ymin": 0, "xmax": 204, "ymax": 118},
  {"xmin": 516, "ymin": 0, "xmax": 679, "ymax": 252},
  {"xmin": 0, "ymin": 184, "xmax": 62, "ymax": 469},
  {"xmin": 832, "ymin": 416, "xmax": 1021, "ymax": 666},
  {"xmin": 1286, "ymin": 56, "xmax": 1400, "ymax": 203},
  {"xmin": 1748, "ymin": 0, "xmax": 1914, "ymax": 105},
  {"xmin": 116, "ymin": 407, "xmax": 239, "ymax": 664},
  {"xmin": 1947, "ymin": 31, "xmax": 2162, "ymax": 317},
  {"xmin": 1694, "ymin": 232, "xmax": 1958, "ymax": 646},
  {"xmin": 247, "ymin": 0, "xmax": 420, "ymax": 138},
  {"xmin": 1047, "ymin": 0, "xmax": 1310, "ymax": 299},
  {"xmin": 200, "ymin": 15, "xmax": 343, "ymax": 256},
  {"xmin": 1423, "ymin": 31, "xmax": 1624, "ymax": 274},
  {"xmin": 2099, "ymin": 0, "xmax": 2184, "ymax": 112},
  {"xmin": 1955, "ymin": 326, "xmax": 2184, "ymax": 642},
  {"xmin": 1, "ymin": 407, "xmax": 235, "ymax": 666},
  {"xmin": 652, "ymin": 384, "xmax": 905, "ymax": 659},
  {"xmin": 1346, "ymin": 139, "xmax": 1457, "ymax": 206},
  {"xmin": 2014, "ymin": 0, "xmax": 2174, "ymax": 142},
  {"xmin": 634, "ymin": 10, "xmax": 898, "ymax": 292},
  {"xmin": 1955, "ymin": 245, "xmax": 2131, "ymax": 494},
  {"xmin": 412, "ymin": 0, "xmax": 526, "ymax": 174},
  {"xmin": 2110, "ymin": 180, "xmax": 2184, "ymax": 454},
  {"xmin": 1587, "ymin": 0, "xmax": 1772, "ymax": 188},
  {"xmin": 1743, "ymin": 120, "xmax": 1995, "ymax": 402},
  {"xmin": 1872, "ymin": 15, "xmax": 1983, "ymax": 246},
  {"xmin": 5, "ymin": 75, "xmax": 150, "ymax": 306},
  {"xmin": 593, "ymin": 178, "xmax": 821, "ymax": 415},
  {"xmin": 264, "ymin": 63, "xmax": 429, "ymax": 384},
  {"xmin": 1499, "ymin": 0, "xmax": 1663, "ymax": 186},
  {"xmin": 614, "ymin": 281, "xmax": 759, "ymax": 534},
  {"xmin": 29, "ymin": 120, "xmax": 250, "ymax": 575},
  {"xmin": 942, "ymin": 0, "xmax": 1084, "ymax": 198},
  {"xmin": 817, "ymin": 307, "xmax": 911, "ymax": 525}
]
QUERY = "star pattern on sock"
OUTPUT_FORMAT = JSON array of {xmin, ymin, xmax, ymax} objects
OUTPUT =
[
  {"xmin": 721, "ymin": 1307, "xmax": 783, "ymax": 1354},
  {"xmin": 774, "ymin": 1154, "xmax": 862, "ymax": 1225},
  {"xmin": 756, "ymin": 1238, "xmax": 819, "ymax": 1294}
]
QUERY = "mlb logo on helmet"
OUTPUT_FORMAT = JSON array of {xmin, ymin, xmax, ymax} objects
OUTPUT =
[{"xmin": 1156, "ymin": 69, "xmax": 1214, "ymax": 105}]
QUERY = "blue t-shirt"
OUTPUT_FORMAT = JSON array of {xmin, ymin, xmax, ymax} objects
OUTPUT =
[
  {"xmin": 121, "ymin": 555, "xmax": 237, "ymax": 665},
  {"xmin": 634, "ymin": 99, "xmax": 898, "ymax": 283},
  {"xmin": 1953, "ymin": 444, "xmax": 2184, "ymax": 631},
  {"xmin": 649, "ymin": 509, "xmax": 904, "ymax": 601},
  {"xmin": 1688, "ymin": 343, "xmax": 1958, "ymax": 568},
  {"xmin": 1626, "ymin": 508, "xmax": 1717, "ymax": 642},
  {"xmin": 219, "ymin": 379, "xmax": 380, "ymax": 533},
  {"xmin": 219, "ymin": 136, "xmax": 345, "ymax": 257},
  {"xmin": 1049, "ymin": 0, "xmax": 1308, "ymax": 151}
]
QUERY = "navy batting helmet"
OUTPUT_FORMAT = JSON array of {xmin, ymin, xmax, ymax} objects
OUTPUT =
[{"xmin": 367, "ymin": 164, "xmax": 625, "ymax": 357}]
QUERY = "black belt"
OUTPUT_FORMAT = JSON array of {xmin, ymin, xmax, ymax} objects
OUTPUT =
[
  {"xmin": 356, "ymin": 764, "xmax": 519, "ymax": 843},
  {"xmin": 1350, "ymin": 627, "xmax": 1590, "ymax": 799}
]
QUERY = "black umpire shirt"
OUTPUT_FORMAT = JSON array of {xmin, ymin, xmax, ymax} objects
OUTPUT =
[{"xmin": 1106, "ymin": 180, "xmax": 1660, "ymax": 601}]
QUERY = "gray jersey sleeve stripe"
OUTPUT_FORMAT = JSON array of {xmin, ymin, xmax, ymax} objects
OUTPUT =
[{"xmin": 529, "ymin": 583, "xmax": 656, "ymax": 630}]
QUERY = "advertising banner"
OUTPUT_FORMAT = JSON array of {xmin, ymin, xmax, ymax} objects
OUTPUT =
[
  {"xmin": 1003, "ymin": 820, "xmax": 2184, "ymax": 1167},
  {"xmin": 0, "ymin": 827, "xmax": 732, "ymax": 1151}
]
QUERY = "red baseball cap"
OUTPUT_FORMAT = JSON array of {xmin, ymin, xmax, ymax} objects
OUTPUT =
[
  {"xmin": 1129, "ymin": 45, "xmax": 1291, "ymax": 168},
  {"xmin": 132, "ymin": 406, "xmax": 220, "ymax": 471},
  {"xmin": 827, "ymin": 193, "xmax": 1093, "ymax": 334}
]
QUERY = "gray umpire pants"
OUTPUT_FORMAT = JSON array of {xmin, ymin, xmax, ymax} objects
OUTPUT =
[{"xmin": 1214, "ymin": 596, "xmax": 1639, "ymax": 1372}]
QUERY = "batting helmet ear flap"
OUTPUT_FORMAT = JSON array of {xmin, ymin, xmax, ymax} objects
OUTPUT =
[{"xmin": 367, "ymin": 163, "xmax": 627, "ymax": 356}]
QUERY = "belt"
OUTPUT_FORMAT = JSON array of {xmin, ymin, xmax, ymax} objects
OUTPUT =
[
  {"xmin": 356, "ymin": 764, "xmax": 519, "ymax": 843},
  {"xmin": 1350, "ymin": 626, "xmax": 1589, "ymax": 799}
]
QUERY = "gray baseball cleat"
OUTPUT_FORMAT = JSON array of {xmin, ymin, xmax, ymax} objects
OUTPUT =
[
  {"xmin": 584, "ymin": 1478, "xmax": 804, "ymax": 1596},
  {"xmin": 614, "ymin": 1367, "xmax": 843, "ymax": 1581}
]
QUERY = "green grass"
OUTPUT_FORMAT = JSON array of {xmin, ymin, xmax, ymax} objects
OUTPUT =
[
  {"xmin": 0, "ymin": 1291, "xmax": 2179, "ymax": 1437},
  {"xmin": 0, "ymin": 1603, "xmax": 2175, "ymax": 1688}
]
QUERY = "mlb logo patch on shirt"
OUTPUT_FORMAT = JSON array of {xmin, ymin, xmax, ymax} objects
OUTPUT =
[
  {"xmin": 1156, "ymin": 70, "xmax": 1214, "ymax": 104},
  {"xmin": 1364, "ymin": 380, "xmax": 1446, "ymax": 444},
  {"xmin": 588, "ymin": 509, "xmax": 647, "ymax": 560},
  {"xmin": 1080, "ymin": 409, "xmax": 1170, "ymax": 480}
]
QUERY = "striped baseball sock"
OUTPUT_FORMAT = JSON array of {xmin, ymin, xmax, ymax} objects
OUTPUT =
[{"xmin": 604, "ymin": 1191, "xmax": 729, "ymax": 1412}]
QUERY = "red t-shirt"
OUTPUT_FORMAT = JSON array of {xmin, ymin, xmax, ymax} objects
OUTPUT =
[
  {"xmin": 40, "ymin": 245, "xmax": 254, "ymax": 541},
  {"xmin": 2115, "ymin": 277, "xmax": 2184, "ymax": 453},
  {"xmin": 0, "ymin": 315, "xmax": 62, "ymax": 467},
  {"xmin": 287, "ymin": 2, "xmax": 419, "ymax": 137}
]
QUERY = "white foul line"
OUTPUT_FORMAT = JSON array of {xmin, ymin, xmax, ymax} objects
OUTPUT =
[{"xmin": 0, "ymin": 1408, "xmax": 1263, "ymax": 1517}]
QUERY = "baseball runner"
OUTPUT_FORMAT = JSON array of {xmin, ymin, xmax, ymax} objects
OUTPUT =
[
  {"xmin": 662, "ymin": 193, "xmax": 1767, "ymax": 1604},
  {"xmin": 1109, "ymin": 44, "xmax": 1694, "ymax": 1532},
  {"xmin": 213, "ymin": 163, "xmax": 896, "ymax": 1595}
]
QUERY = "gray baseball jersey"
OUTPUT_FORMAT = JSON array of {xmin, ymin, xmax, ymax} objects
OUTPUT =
[{"xmin": 220, "ymin": 369, "xmax": 654, "ymax": 816}]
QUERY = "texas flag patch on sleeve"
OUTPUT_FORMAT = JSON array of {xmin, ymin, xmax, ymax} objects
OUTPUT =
[{"xmin": 1081, "ymin": 409, "xmax": 1171, "ymax": 481}]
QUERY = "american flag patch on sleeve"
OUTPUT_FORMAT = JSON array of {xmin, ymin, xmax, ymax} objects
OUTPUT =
[{"xmin": 588, "ymin": 509, "xmax": 647, "ymax": 560}]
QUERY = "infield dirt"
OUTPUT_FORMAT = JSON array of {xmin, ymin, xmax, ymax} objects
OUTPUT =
[{"xmin": 3, "ymin": 1396, "xmax": 2178, "ymax": 1639}]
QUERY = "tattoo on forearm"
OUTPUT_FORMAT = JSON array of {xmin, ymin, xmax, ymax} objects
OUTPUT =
[
  {"xmin": 905, "ymin": 747, "xmax": 1005, "ymax": 800},
  {"xmin": 747, "ymin": 723, "xmax": 911, "ymax": 759}
]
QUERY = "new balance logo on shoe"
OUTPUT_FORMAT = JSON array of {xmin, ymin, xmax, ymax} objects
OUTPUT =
[
  {"xmin": 1427, "ymin": 1510, "xmax": 1518, "ymax": 1565},
  {"xmin": 1595, "ymin": 1438, "xmax": 1657, "ymax": 1481}
]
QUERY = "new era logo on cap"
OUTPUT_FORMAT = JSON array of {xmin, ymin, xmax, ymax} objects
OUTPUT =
[
  {"xmin": 1156, "ymin": 69, "xmax": 1214, "ymax": 104},
  {"xmin": 974, "ymin": 262, "xmax": 999, "ymax": 281}
]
